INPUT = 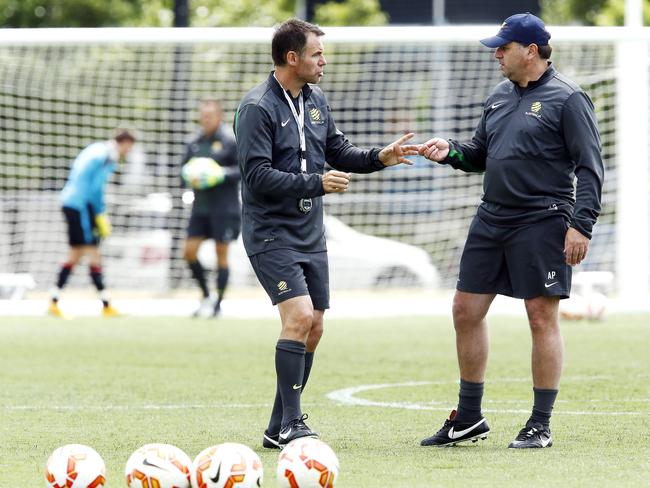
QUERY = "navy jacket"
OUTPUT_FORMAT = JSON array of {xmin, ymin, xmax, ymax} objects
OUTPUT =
[
  {"xmin": 235, "ymin": 72, "xmax": 384, "ymax": 256},
  {"xmin": 444, "ymin": 64, "xmax": 604, "ymax": 238}
]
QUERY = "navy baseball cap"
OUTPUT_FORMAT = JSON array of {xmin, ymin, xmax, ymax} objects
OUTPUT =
[{"xmin": 480, "ymin": 13, "xmax": 551, "ymax": 48}]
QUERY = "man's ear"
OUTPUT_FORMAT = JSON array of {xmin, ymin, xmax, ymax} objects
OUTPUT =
[{"xmin": 286, "ymin": 50, "xmax": 299, "ymax": 66}]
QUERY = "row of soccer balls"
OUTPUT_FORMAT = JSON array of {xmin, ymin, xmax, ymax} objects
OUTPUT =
[{"xmin": 45, "ymin": 437, "xmax": 339, "ymax": 488}]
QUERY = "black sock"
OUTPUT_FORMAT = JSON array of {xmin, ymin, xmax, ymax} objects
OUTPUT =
[
  {"xmin": 216, "ymin": 267, "xmax": 229, "ymax": 303},
  {"xmin": 303, "ymin": 351, "xmax": 314, "ymax": 388},
  {"xmin": 188, "ymin": 260, "xmax": 209, "ymax": 298},
  {"xmin": 275, "ymin": 339, "xmax": 305, "ymax": 428},
  {"xmin": 56, "ymin": 263, "xmax": 73, "ymax": 290},
  {"xmin": 90, "ymin": 265, "xmax": 109, "ymax": 307},
  {"xmin": 455, "ymin": 379, "xmax": 484, "ymax": 422},
  {"xmin": 528, "ymin": 387, "xmax": 558, "ymax": 429},
  {"xmin": 267, "ymin": 351, "xmax": 314, "ymax": 434}
]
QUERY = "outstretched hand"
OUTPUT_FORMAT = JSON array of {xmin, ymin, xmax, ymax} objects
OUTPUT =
[
  {"xmin": 418, "ymin": 137, "xmax": 450, "ymax": 162},
  {"xmin": 378, "ymin": 133, "xmax": 419, "ymax": 167}
]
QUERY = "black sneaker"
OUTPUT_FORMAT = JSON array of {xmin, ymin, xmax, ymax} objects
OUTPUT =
[
  {"xmin": 508, "ymin": 422, "xmax": 553, "ymax": 449},
  {"xmin": 262, "ymin": 429, "xmax": 280, "ymax": 449},
  {"xmin": 278, "ymin": 414, "xmax": 318, "ymax": 447},
  {"xmin": 420, "ymin": 410, "xmax": 490, "ymax": 447}
]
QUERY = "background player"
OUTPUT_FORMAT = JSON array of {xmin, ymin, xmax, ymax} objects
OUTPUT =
[
  {"xmin": 48, "ymin": 128, "xmax": 136, "ymax": 318},
  {"xmin": 181, "ymin": 99, "xmax": 241, "ymax": 317}
]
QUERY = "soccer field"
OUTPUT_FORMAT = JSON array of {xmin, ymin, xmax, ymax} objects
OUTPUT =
[{"xmin": 1, "ymin": 314, "xmax": 649, "ymax": 487}]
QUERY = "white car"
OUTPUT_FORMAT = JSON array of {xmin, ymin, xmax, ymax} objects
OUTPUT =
[{"xmin": 199, "ymin": 215, "xmax": 440, "ymax": 289}]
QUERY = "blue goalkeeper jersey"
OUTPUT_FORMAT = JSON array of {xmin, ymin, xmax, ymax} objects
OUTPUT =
[{"xmin": 60, "ymin": 141, "xmax": 118, "ymax": 214}]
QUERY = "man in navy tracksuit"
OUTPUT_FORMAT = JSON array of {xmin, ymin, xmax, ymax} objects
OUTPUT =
[
  {"xmin": 235, "ymin": 18, "xmax": 418, "ymax": 448},
  {"xmin": 419, "ymin": 13, "xmax": 604, "ymax": 448}
]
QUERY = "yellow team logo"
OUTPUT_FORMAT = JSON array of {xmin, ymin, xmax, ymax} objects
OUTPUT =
[
  {"xmin": 277, "ymin": 281, "xmax": 288, "ymax": 291},
  {"xmin": 531, "ymin": 101, "xmax": 542, "ymax": 113},
  {"xmin": 309, "ymin": 107, "xmax": 322, "ymax": 122},
  {"xmin": 211, "ymin": 141, "xmax": 223, "ymax": 152}
]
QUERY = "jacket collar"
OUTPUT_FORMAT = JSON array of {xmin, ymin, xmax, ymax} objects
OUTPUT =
[
  {"xmin": 516, "ymin": 62, "xmax": 555, "ymax": 91},
  {"xmin": 268, "ymin": 71, "xmax": 313, "ymax": 104}
]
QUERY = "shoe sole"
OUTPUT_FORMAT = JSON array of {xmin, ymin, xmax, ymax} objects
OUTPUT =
[
  {"xmin": 508, "ymin": 439, "xmax": 553, "ymax": 449},
  {"xmin": 263, "ymin": 433, "xmax": 280, "ymax": 449},
  {"xmin": 422, "ymin": 431, "xmax": 490, "ymax": 447}
]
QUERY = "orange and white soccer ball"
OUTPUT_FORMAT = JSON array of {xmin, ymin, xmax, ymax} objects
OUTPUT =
[
  {"xmin": 125, "ymin": 443, "xmax": 192, "ymax": 488},
  {"xmin": 45, "ymin": 444, "xmax": 106, "ymax": 488},
  {"xmin": 277, "ymin": 438, "xmax": 339, "ymax": 488},
  {"xmin": 191, "ymin": 442, "xmax": 263, "ymax": 488}
]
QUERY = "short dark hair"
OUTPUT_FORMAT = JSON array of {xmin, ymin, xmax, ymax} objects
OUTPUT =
[
  {"xmin": 113, "ymin": 128, "xmax": 136, "ymax": 143},
  {"xmin": 538, "ymin": 44, "xmax": 552, "ymax": 59},
  {"xmin": 519, "ymin": 42, "xmax": 553, "ymax": 60},
  {"xmin": 272, "ymin": 18, "xmax": 325, "ymax": 67}
]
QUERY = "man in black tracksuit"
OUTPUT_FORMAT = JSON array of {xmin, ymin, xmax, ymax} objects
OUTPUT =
[
  {"xmin": 182, "ymin": 100, "xmax": 240, "ymax": 317},
  {"xmin": 419, "ymin": 13, "xmax": 604, "ymax": 449},
  {"xmin": 235, "ymin": 18, "xmax": 417, "ymax": 448}
]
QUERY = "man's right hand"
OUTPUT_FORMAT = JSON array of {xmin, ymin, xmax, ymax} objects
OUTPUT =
[
  {"xmin": 418, "ymin": 137, "xmax": 450, "ymax": 162},
  {"xmin": 322, "ymin": 170, "xmax": 351, "ymax": 194}
]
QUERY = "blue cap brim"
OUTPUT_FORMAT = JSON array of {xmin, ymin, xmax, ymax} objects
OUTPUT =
[{"xmin": 480, "ymin": 35, "xmax": 510, "ymax": 48}]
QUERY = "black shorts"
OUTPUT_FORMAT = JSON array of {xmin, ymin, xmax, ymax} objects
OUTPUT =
[
  {"xmin": 249, "ymin": 249, "xmax": 330, "ymax": 310},
  {"xmin": 187, "ymin": 212, "xmax": 241, "ymax": 242},
  {"xmin": 63, "ymin": 206, "xmax": 98, "ymax": 246},
  {"xmin": 457, "ymin": 214, "xmax": 571, "ymax": 299}
]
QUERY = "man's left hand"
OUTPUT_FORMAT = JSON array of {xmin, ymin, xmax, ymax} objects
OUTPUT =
[
  {"xmin": 564, "ymin": 227, "xmax": 590, "ymax": 266},
  {"xmin": 378, "ymin": 133, "xmax": 419, "ymax": 167}
]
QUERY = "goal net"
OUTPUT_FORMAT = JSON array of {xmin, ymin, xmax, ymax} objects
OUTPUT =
[{"xmin": 0, "ymin": 26, "xmax": 645, "ymax": 299}]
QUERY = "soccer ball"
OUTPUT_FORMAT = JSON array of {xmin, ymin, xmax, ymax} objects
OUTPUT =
[
  {"xmin": 560, "ymin": 292, "xmax": 608, "ymax": 321},
  {"xmin": 181, "ymin": 157, "xmax": 225, "ymax": 190},
  {"xmin": 125, "ymin": 443, "xmax": 192, "ymax": 488},
  {"xmin": 191, "ymin": 442, "xmax": 263, "ymax": 488},
  {"xmin": 277, "ymin": 438, "xmax": 339, "ymax": 488},
  {"xmin": 45, "ymin": 444, "xmax": 106, "ymax": 488}
]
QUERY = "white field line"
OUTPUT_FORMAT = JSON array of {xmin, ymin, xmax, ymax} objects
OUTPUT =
[{"xmin": 325, "ymin": 379, "xmax": 650, "ymax": 416}]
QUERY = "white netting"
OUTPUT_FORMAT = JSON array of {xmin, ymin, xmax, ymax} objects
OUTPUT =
[{"xmin": 0, "ymin": 27, "xmax": 629, "ymax": 293}]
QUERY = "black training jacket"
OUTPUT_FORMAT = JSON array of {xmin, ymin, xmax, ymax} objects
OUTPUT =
[
  {"xmin": 235, "ymin": 72, "xmax": 384, "ymax": 256},
  {"xmin": 181, "ymin": 125, "xmax": 240, "ymax": 217},
  {"xmin": 443, "ymin": 64, "xmax": 604, "ymax": 239}
]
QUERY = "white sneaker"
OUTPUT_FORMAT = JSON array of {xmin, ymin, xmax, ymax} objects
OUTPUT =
[{"xmin": 192, "ymin": 295, "xmax": 215, "ymax": 318}]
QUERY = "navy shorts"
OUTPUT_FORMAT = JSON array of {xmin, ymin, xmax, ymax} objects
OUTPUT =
[
  {"xmin": 63, "ymin": 206, "xmax": 98, "ymax": 246},
  {"xmin": 457, "ymin": 214, "xmax": 571, "ymax": 299},
  {"xmin": 187, "ymin": 212, "xmax": 241, "ymax": 242},
  {"xmin": 249, "ymin": 249, "xmax": 330, "ymax": 310}
]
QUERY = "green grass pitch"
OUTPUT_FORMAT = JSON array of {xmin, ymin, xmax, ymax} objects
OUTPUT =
[{"xmin": 1, "ymin": 314, "xmax": 649, "ymax": 487}]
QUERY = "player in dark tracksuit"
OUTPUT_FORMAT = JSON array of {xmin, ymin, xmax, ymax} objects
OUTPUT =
[
  {"xmin": 235, "ymin": 18, "xmax": 418, "ymax": 448},
  {"xmin": 182, "ymin": 100, "xmax": 240, "ymax": 317},
  {"xmin": 418, "ymin": 13, "xmax": 604, "ymax": 449}
]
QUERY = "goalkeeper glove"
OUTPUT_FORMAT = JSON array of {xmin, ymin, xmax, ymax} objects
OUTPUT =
[{"xmin": 95, "ymin": 214, "xmax": 112, "ymax": 238}]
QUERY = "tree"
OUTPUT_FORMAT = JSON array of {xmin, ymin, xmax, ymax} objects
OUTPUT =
[
  {"xmin": 540, "ymin": 0, "xmax": 650, "ymax": 25},
  {"xmin": 0, "ymin": 0, "xmax": 388, "ymax": 28},
  {"xmin": 313, "ymin": 0, "xmax": 388, "ymax": 26},
  {"xmin": 0, "ymin": 0, "xmax": 145, "ymax": 27}
]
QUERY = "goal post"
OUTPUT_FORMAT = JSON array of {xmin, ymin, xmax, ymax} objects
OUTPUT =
[{"xmin": 0, "ymin": 25, "xmax": 647, "ymax": 301}]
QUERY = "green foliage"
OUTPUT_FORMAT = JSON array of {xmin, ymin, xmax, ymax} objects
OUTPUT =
[
  {"xmin": 0, "ymin": 0, "xmax": 297, "ymax": 28},
  {"xmin": 187, "ymin": 0, "xmax": 295, "ymax": 27},
  {"xmin": 0, "ymin": 0, "xmax": 145, "ymax": 27},
  {"xmin": 595, "ymin": 0, "xmax": 650, "ymax": 25},
  {"xmin": 540, "ymin": 0, "xmax": 650, "ymax": 25},
  {"xmin": 313, "ymin": 0, "xmax": 388, "ymax": 26}
]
